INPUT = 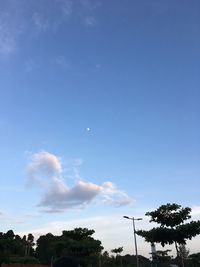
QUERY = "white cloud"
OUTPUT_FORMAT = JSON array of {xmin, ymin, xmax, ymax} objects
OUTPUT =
[
  {"xmin": 27, "ymin": 151, "xmax": 133, "ymax": 212},
  {"xmin": 27, "ymin": 151, "xmax": 62, "ymax": 186},
  {"xmin": 191, "ymin": 206, "xmax": 200, "ymax": 217}
]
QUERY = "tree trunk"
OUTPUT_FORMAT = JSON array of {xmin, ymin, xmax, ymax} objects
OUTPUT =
[{"xmin": 175, "ymin": 241, "xmax": 179, "ymax": 257}]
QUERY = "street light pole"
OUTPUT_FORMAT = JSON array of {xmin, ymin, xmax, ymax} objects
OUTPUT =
[{"xmin": 123, "ymin": 216, "xmax": 142, "ymax": 267}]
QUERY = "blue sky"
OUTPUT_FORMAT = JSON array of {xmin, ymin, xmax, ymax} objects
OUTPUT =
[{"xmin": 0, "ymin": 0, "xmax": 200, "ymax": 257}]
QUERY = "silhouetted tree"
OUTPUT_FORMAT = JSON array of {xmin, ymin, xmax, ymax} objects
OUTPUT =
[
  {"xmin": 137, "ymin": 203, "xmax": 200, "ymax": 259},
  {"xmin": 188, "ymin": 252, "xmax": 200, "ymax": 267},
  {"xmin": 36, "ymin": 228, "xmax": 103, "ymax": 267},
  {"xmin": 155, "ymin": 249, "xmax": 172, "ymax": 266},
  {"xmin": 101, "ymin": 251, "xmax": 110, "ymax": 267},
  {"xmin": 36, "ymin": 233, "xmax": 56, "ymax": 264},
  {"xmin": 111, "ymin": 247, "xmax": 123, "ymax": 267}
]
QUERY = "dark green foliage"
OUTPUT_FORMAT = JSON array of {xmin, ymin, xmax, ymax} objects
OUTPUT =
[
  {"xmin": 111, "ymin": 247, "xmax": 123, "ymax": 255},
  {"xmin": 101, "ymin": 253, "xmax": 150, "ymax": 267},
  {"xmin": 36, "ymin": 233, "xmax": 56, "ymax": 264},
  {"xmin": 10, "ymin": 256, "xmax": 40, "ymax": 264},
  {"xmin": 188, "ymin": 252, "xmax": 200, "ymax": 266},
  {"xmin": 101, "ymin": 251, "xmax": 111, "ymax": 267},
  {"xmin": 122, "ymin": 254, "xmax": 150, "ymax": 267},
  {"xmin": 0, "ymin": 230, "xmax": 35, "ymax": 265},
  {"xmin": 155, "ymin": 250, "xmax": 172, "ymax": 266},
  {"xmin": 137, "ymin": 203, "xmax": 200, "ymax": 248},
  {"xmin": 36, "ymin": 228, "xmax": 103, "ymax": 267},
  {"xmin": 137, "ymin": 220, "xmax": 200, "ymax": 246},
  {"xmin": 146, "ymin": 203, "xmax": 191, "ymax": 227},
  {"xmin": 111, "ymin": 247, "xmax": 123, "ymax": 267},
  {"xmin": 0, "ymin": 228, "xmax": 103, "ymax": 266}
]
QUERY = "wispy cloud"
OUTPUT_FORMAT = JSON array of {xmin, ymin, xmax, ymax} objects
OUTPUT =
[
  {"xmin": 58, "ymin": 0, "xmax": 73, "ymax": 17},
  {"xmin": 52, "ymin": 55, "xmax": 71, "ymax": 70},
  {"xmin": 80, "ymin": 0, "xmax": 101, "ymax": 11},
  {"xmin": 0, "ymin": 212, "xmax": 24, "ymax": 225},
  {"xmin": 0, "ymin": 0, "xmax": 101, "ymax": 58},
  {"xmin": 27, "ymin": 151, "xmax": 133, "ymax": 213},
  {"xmin": 0, "ymin": 13, "xmax": 18, "ymax": 56},
  {"xmin": 24, "ymin": 59, "xmax": 38, "ymax": 72},
  {"xmin": 32, "ymin": 12, "xmax": 49, "ymax": 32},
  {"xmin": 85, "ymin": 16, "xmax": 96, "ymax": 27}
]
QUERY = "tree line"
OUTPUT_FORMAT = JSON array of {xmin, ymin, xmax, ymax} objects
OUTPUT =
[
  {"xmin": 0, "ymin": 227, "xmax": 151, "ymax": 267},
  {"xmin": 0, "ymin": 203, "xmax": 200, "ymax": 267}
]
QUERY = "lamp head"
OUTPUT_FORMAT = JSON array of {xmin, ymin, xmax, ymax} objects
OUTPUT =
[{"xmin": 123, "ymin": 216, "xmax": 130, "ymax": 219}]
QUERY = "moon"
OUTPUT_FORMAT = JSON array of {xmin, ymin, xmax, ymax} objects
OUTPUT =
[{"xmin": 86, "ymin": 127, "xmax": 90, "ymax": 131}]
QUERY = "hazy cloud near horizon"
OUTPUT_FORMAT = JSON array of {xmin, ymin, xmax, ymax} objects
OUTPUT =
[{"xmin": 27, "ymin": 151, "xmax": 133, "ymax": 212}]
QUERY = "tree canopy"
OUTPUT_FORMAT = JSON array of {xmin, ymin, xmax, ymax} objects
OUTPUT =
[
  {"xmin": 36, "ymin": 227, "xmax": 103, "ymax": 266},
  {"xmin": 137, "ymin": 203, "xmax": 200, "ymax": 248},
  {"xmin": 111, "ymin": 247, "xmax": 123, "ymax": 255},
  {"xmin": 0, "ymin": 230, "xmax": 36, "ymax": 266}
]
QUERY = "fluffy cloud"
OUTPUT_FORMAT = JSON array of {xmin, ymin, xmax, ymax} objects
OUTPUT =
[
  {"xmin": 27, "ymin": 151, "xmax": 133, "ymax": 213},
  {"xmin": 27, "ymin": 152, "xmax": 64, "ymax": 183}
]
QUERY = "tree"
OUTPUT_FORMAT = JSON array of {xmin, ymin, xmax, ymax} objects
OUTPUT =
[
  {"xmin": 155, "ymin": 249, "xmax": 172, "ymax": 266},
  {"xmin": 111, "ymin": 247, "xmax": 123, "ymax": 255},
  {"xmin": 27, "ymin": 233, "xmax": 35, "ymax": 256},
  {"xmin": 101, "ymin": 251, "xmax": 110, "ymax": 267},
  {"xmin": 36, "ymin": 233, "xmax": 56, "ymax": 264},
  {"xmin": 188, "ymin": 252, "xmax": 200, "ymax": 267},
  {"xmin": 0, "ymin": 230, "xmax": 37, "ymax": 266},
  {"xmin": 36, "ymin": 228, "xmax": 103, "ymax": 267},
  {"xmin": 137, "ymin": 203, "xmax": 200, "ymax": 257},
  {"xmin": 178, "ymin": 244, "xmax": 189, "ymax": 267},
  {"xmin": 111, "ymin": 247, "xmax": 123, "ymax": 267}
]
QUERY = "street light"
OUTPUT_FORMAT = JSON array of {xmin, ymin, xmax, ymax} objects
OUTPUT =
[{"xmin": 123, "ymin": 216, "xmax": 142, "ymax": 267}]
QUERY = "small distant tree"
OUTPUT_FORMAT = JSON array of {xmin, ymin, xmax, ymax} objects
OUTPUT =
[
  {"xmin": 111, "ymin": 247, "xmax": 123, "ymax": 256},
  {"xmin": 111, "ymin": 247, "xmax": 123, "ymax": 267},
  {"xmin": 26, "ymin": 234, "xmax": 34, "ymax": 256},
  {"xmin": 101, "ymin": 251, "xmax": 110, "ymax": 267},
  {"xmin": 156, "ymin": 249, "xmax": 172, "ymax": 266}
]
